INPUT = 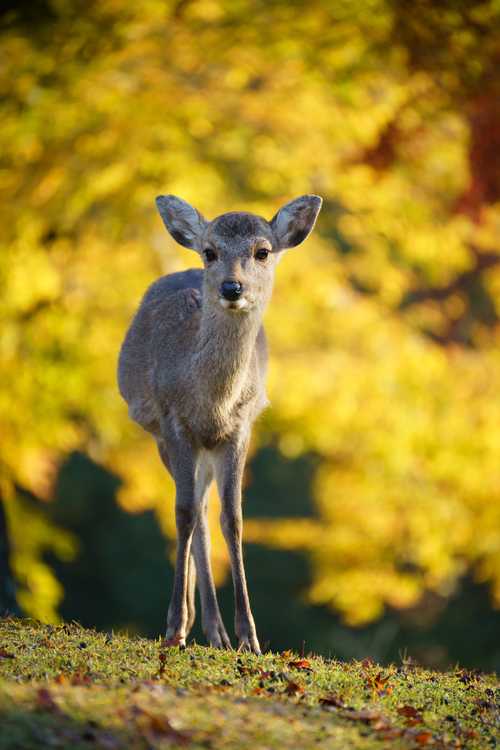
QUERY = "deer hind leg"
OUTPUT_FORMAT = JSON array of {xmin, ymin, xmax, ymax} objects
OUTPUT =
[
  {"xmin": 215, "ymin": 439, "xmax": 260, "ymax": 655},
  {"xmin": 191, "ymin": 453, "xmax": 231, "ymax": 648},
  {"xmin": 186, "ymin": 551, "xmax": 196, "ymax": 635}
]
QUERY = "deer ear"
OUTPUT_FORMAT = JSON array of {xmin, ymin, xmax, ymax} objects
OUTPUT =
[
  {"xmin": 155, "ymin": 195, "xmax": 209, "ymax": 250},
  {"xmin": 270, "ymin": 195, "xmax": 322, "ymax": 250}
]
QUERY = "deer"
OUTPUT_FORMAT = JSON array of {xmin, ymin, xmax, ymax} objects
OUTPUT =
[{"xmin": 117, "ymin": 193, "xmax": 322, "ymax": 653}]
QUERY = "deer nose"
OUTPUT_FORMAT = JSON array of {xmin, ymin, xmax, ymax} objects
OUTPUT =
[{"xmin": 221, "ymin": 281, "xmax": 243, "ymax": 301}]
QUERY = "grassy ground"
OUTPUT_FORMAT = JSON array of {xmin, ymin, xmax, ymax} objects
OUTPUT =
[{"xmin": 0, "ymin": 618, "xmax": 498, "ymax": 749}]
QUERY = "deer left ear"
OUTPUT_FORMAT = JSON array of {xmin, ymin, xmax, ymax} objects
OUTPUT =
[{"xmin": 270, "ymin": 195, "xmax": 322, "ymax": 250}]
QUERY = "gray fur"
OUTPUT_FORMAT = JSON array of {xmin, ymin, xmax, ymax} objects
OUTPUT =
[{"xmin": 118, "ymin": 193, "xmax": 322, "ymax": 652}]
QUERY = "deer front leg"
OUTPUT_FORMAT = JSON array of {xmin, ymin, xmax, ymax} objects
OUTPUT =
[
  {"xmin": 191, "ymin": 455, "xmax": 231, "ymax": 648},
  {"xmin": 159, "ymin": 420, "xmax": 197, "ymax": 648},
  {"xmin": 215, "ymin": 439, "xmax": 261, "ymax": 655},
  {"xmin": 158, "ymin": 450, "xmax": 196, "ymax": 638}
]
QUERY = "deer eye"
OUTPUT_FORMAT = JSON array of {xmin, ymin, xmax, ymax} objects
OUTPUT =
[
  {"xmin": 204, "ymin": 248, "xmax": 217, "ymax": 262},
  {"xmin": 256, "ymin": 248, "xmax": 269, "ymax": 261}
]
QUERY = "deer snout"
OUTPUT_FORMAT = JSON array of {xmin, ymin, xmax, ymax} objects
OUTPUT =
[{"xmin": 221, "ymin": 281, "xmax": 243, "ymax": 301}]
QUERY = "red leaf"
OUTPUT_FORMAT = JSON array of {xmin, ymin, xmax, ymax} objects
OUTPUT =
[
  {"xmin": 415, "ymin": 732, "xmax": 432, "ymax": 743},
  {"xmin": 0, "ymin": 647, "xmax": 15, "ymax": 659},
  {"xmin": 288, "ymin": 660, "xmax": 312, "ymax": 670},
  {"xmin": 372, "ymin": 672, "xmax": 391, "ymax": 689},
  {"xmin": 36, "ymin": 688, "xmax": 58, "ymax": 712},
  {"xmin": 474, "ymin": 698, "xmax": 491, "ymax": 710},
  {"xmin": 284, "ymin": 681, "xmax": 304, "ymax": 696},
  {"xmin": 460, "ymin": 728, "xmax": 479, "ymax": 740},
  {"xmin": 161, "ymin": 633, "xmax": 182, "ymax": 648},
  {"xmin": 70, "ymin": 671, "xmax": 91, "ymax": 686},
  {"xmin": 319, "ymin": 695, "xmax": 346, "ymax": 708},
  {"xmin": 158, "ymin": 652, "xmax": 168, "ymax": 676},
  {"xmin": 397, "ymin": 706, "xmax": 420, "ymax": 718}
]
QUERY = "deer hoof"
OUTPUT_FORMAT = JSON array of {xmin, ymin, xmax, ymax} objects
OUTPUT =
[{"xmin": 204, "ymin": 620, "xmax": 232, "ymax": 649}]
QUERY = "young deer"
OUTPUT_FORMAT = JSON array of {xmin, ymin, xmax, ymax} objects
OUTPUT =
[{"xmin": 118, "ymin": 194, "xmax": 322, "ymax": 653}]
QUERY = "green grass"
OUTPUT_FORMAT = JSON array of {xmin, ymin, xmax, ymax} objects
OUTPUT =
[{"xmin": 0, "ymin": 617, "xmax": 498, "ymax": 749}]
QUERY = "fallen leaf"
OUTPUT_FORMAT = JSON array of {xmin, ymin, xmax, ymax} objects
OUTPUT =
[
  {"xmin": 415, "ymin": 732, "xmax": 432, "ymax": 743},
  {"xmin": 347, "ymin": 711, "xmax": 394, "ymax": 733},
  {"xmin": 474, "ymin": 698, "xmax": 491, "ymax": 711},
  {"xmin": 343, "ymin": 710, "xmax": 381, "ymax": 723},
  {"xmin": 454, "ymin": 668, "xmax": 484, "ymax": 684},
  {"xmin": 288, "ymin": 660, "xmax": 312, "ymax": 669},
  {"xmin": 138, "ymin": 711, "xmax": 191, "ymax": 745},
  {"xmin": 161, "ymin": 633, "xmax": 182, "ymax": 648},
  {"xmin": 70, "ymin": 671, "xmax": 92, "ymax": 686},
  {"xmin": 319, "ymin": 695, "xmax": 346, "ymax": 709},
  {"xmin": 397, "ymin": 706, "xmax": 420, "ymax": 718},
  {"xmin": 284, "ymin": 681, "xmax": 304, "ymax": 696},
  {"xmin": 158, "ymin": 652, "xmax": 167, "ymax": 676},
  {"xmin": 458, "ymin": 728, "xmax": 478, "ymax": 740},
  {"xmin": 36, "ymin": 688, "xmax": 58, "ymax": 712},
  {"xmin": 373, "ymin": 672, "xmax": 391, "ymax": 689},
  {"xmin": 0, "ymin": 647, "xmax": 15, "ymax": 659}
]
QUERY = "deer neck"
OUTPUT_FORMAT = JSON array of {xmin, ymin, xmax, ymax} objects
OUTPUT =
[{"xmin": 193, "ymin": 300, "xmax": 263, "ymax": 411}]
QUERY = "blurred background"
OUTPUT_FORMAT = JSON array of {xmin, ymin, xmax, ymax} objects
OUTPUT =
[{"xmin": 1, "ymin": 0, "xmax": 500, "ymax": 672}]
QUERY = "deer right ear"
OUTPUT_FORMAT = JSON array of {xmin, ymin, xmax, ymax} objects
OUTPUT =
[{"xmin": 155, "ymin": 195, "xmax": 209, "ymax": 250}]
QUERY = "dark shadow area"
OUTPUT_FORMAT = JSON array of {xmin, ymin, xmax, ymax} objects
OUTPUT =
[
  {"xmin": 0, "ymin": 705, "xmax": 131, "ymax": 749},
  {"xmin": 44, "ymin": 452, "xmax": 175, "ymax": 637},
  {"xmin": 243, "ymin": 447, "xmax": 318, "ymax": 517},
  {"xmin": 41, "ymin": 450, "xmax": 500, "ymax": 673}
]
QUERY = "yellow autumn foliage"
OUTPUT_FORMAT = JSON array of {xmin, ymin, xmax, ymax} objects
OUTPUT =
[{"xmin": 1, "ymin": 0, "xmax": 500, "ymax": 625}]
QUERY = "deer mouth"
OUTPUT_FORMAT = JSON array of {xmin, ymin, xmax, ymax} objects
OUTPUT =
[{"xmin": 219, "ymin": 297, "xmax": 248, "ymax": 310}]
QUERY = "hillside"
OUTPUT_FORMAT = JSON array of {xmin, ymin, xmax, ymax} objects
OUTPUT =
[{"xmin": 0, "ymin": 618, "xmax": 498, "ymax": 749}]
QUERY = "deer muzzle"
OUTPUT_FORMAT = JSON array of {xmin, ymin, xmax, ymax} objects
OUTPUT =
[{"xmin": 221, "ymin": 281, "xmax": 243, "ymax": 301}]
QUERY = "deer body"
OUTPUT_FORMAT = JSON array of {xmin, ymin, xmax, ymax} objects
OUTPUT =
[{"xmin": 118, "ymin": 195, "xmax": 322, "ymax": 652}]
